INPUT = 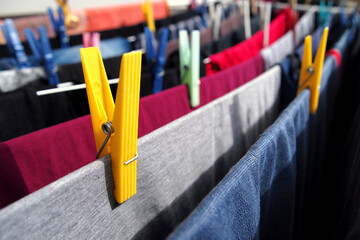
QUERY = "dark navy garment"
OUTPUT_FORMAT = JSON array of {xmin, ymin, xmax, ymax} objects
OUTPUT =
[
  {"xmin": 168, "ymin": 90, "xmax": 310, "ymax": 240},
  {"xmin": 312, "ymin": 25, "xmax": 360, "ymax": 240}
]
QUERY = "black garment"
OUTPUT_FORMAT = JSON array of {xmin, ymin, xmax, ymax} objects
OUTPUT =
[
  {"xmin": 0, "ymin": 11, "xmax": 199, "ymax": 58},
  {"xmin": 310, "ymin": 26, "xmax": 360, "ymax": 240},
  {"xmin": 0, "ymin": 12, "xmax": 256, "ymax": 142},
  {"xmin": 0, "ymin": 81, "xmax": 46, "ymax": 142}
]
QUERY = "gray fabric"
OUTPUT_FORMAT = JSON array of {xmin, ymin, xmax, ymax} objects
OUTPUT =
[
  {"xmin": 261, "ymin": 30, "xmax": 294, "ymax": 70},
  {"xmin": 0, "ymin": 67, "xmax": 46, "ymax": 92},
  {"xmin": 295, "ymin": 7, "xmax": 316, "ymax": 46},
  {"xmin": 0, "ymin": 66, "xmax": 281, "ymax": 240}
]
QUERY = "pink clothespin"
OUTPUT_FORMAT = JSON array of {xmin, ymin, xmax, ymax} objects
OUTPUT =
[{"xmin": 82, "ymin": 32, "xmax": 100, "ymax": 48}]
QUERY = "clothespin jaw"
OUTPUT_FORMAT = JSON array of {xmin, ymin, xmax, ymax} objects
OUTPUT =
[
  {"xmin": 82, "ymin": 32, "xmax": 91, "ymax": 48},
  {"xmin": 318, "ymin": 0, "xmax": 332, "ymax": 26},
  {"xmin": 144, "ymin": 27, "xmax": 169, "ymax": 93},
  {"xmin": 38, "ymin": 27, "xmax": 60, "ymax": 85},
  {"xmin": 111, "ymin": 51, "xmax": 142, "ymax": 203},
  {"xmin": 324, "ymin": 1, "xmax": 333, "ymax": 26},
  {"xmin": 297, "ymin": 27, "xmax": 329, "ymax": 114},
  {"xmin": 24, "ymin": 28, "xmax": 41, "ymax": 61},
  {"xmin": 179, "ymin": 30, "xmax": 200, "ymax": 108},
  {"xmin": 25, "ymin": 27, "xmax": 59, "ymax": 85},
  {"xmin": 144, "ymin": 27, "xmax": 157, "ymax": 65},
  {"xmin": 152, "ymin": 28, "xmax": 169, "ymax": 93},
  {"xmin": 1, "ymin": 19, "xmax": 29, "ymax": 69},
  {"xmin": 142, "ymin": 0, "xmax": 156, "ymax": 32},
  {"xmin": 318, "ymin": 0, "xmax": 325, "ymax": 25},
  {"xmin": 81, "ymin": 47, "xmax": 142, "ymax": 204},
  {"xmin": 47, "ymin": 7, "xmax": 69, "ymax": 48},
  {"xmin": 196, "ymin": 0, "xmax": 208, "ymax": 28},
  {"xmin": 80, "ymin": 47, "xmax": 115, "ymax": 157}
]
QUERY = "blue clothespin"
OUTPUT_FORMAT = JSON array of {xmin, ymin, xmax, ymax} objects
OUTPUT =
[
  {"xmin": 144, "ymin": 27, "xmax": 169, "ymax": 93},
  {"xmin": 24, "ymin": 27, "xmax": 59, "ymax": 85},
  {"xmin": 339, "ymin": 6, "xmax": 347, "ymax": 27},
  {"xmin": 48, "ymin": 7, "xmax": 69, "ymax": 48},
  {"xmin": 197, "ymin": 0, "xmax": 208, "ymax": 28},
  {"xmin": 1, "ymin": 19, "xmax": 29, "ymax": 69}
]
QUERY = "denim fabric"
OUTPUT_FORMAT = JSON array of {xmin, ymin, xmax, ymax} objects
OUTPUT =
[
  {"xmin": 168, "ymin": 90, "xmax": 310, "ymax": 240},
  {"xmin": 0, "ymin": 37, "xmax": 131, "ymax": 69},
  {"xmin": 53, "ymin": 37, "xmax": 131, "ymax": 65}
]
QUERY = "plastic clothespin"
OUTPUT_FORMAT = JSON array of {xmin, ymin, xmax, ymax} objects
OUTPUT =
[
  {"xmin": 47, "ymin": 7, "xmax": 69, "ymax": 48},
  {"xmin": 80, "ymin": 47, "xmax": 142, "ymax": 204},
  {"xmin": 318, "ymin": 0, "xmax": 332, "ymax": 27},
  {"xmin": 324, "ymin": 1, "xmax": 333, "ymax": 26},
  {"xmin": 24, "ymin": 27, "xmax": 60, "ymax": 85},
  {"xmin": 142, "ymin": 0, "xmax": 156, "ymax": 33},
  {"xmin": 242, "ymin": 0, "xmax": 252, "ymax": 39},
  {"xmin": 213, "ymin": 4, "xmax": 222, "ymax": 41},
  {"xmin": 144, "ymin": 27, "xmax": 169, "ymax": 93},
  {"xmin": 339, "ymin": 6, "xmax": 348, "ymax": 27},
  {"xmin": 344, "ymin": 4, "xmax": 359, "ymax": 28},
  {"xmin": 179, "ymin": 30, "xmax": 200, "ymax": 108},
  {"xmin": 1, "ymin": 19, "xmax": 29, "ymax": 69},
  {"xmin": 82, "ymin": 32, "xmax": 100, "ymax": 48},
  {"xmin": 55, "ymin": 0, "xmax": 79, "ymax": 29},
  {"xmin": 297, "ymin": 27, "xmax": 329, "ymax": 114},
  {"xmin": 195, "ymin": 0, "xmax": 208, "ymax": 28},
  {"xmin": 191, "ymin": 0, "xmax": 197, "ymax": 10},
  {"xmin": 263, "ymin": 2, "xmax": 271, "ymax": 47}
]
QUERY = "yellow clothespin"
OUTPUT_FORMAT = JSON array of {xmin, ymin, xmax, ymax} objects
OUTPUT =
[
  {"xmin": 80, "ymin": 47, "xmax": 142, "ymax": 204},
  {"xmin": 142, "ymin": 0, "xmax": 156, "ymax": 32},
  {"xmin": 55, "ymin": 0, "xmax": 79, "ymax": 29},
  {"xmin": 297, "ymin": 27, "xmax": 329, "ymax": 114}
]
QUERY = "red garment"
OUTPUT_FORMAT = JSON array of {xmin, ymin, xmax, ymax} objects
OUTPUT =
[
  {"xmin": 326, "ymin": 49, "xmax": 342, "ymax": 69},
  {"xmin": 0, "ymin": 55, "xmax": 263, "ymax": 209},
  {"xmin": 206, "ymin": 8, "xmax": 293, "ymax": 76},
  {"xmin": 85, "ymin": 1, "xmax": 169, "ymax": 32}
]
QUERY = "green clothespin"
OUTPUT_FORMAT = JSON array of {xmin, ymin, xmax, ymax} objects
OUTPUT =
[{"xmin": 179, "ymin": 30, "xmax": 200, "ymax": 108}]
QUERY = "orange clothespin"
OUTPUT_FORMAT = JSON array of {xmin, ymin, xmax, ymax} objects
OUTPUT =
[
  {"xmin": 80, "ymin": 47, "xmax": 142, "ymax": 203},
  {"xmin": 142, "ymin": 0, "xmax": 156, "ymax": 32},
  {"xmin": 297, "ymin": 27, "xmax": 329, "ymax": 114},
  {"xmin": 55, "ymin": 0, "xmax": 79, "ymax": 29}
]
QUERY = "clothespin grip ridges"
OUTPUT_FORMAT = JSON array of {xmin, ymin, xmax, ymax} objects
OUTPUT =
[
  {"xmin": 111, "ymin": 51, "xmax": 142, "ymax": 203},
  {"xmin": 297, "ymin": 27, "xmax": 329, "ymax": 114},
  {"xmin": 80, "ymin": 47, "xmax": 114, "ymax": 157}
]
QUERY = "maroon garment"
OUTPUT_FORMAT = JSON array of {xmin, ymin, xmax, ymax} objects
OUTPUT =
[{"xmin": 0, "ymin": 55, "xmax": 263, "ymax": 209}]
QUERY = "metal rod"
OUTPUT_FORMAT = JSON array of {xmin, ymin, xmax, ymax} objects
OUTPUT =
[{"xmin": 36, "ymin": 78, "xmax": 119, "ymax": 96}]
